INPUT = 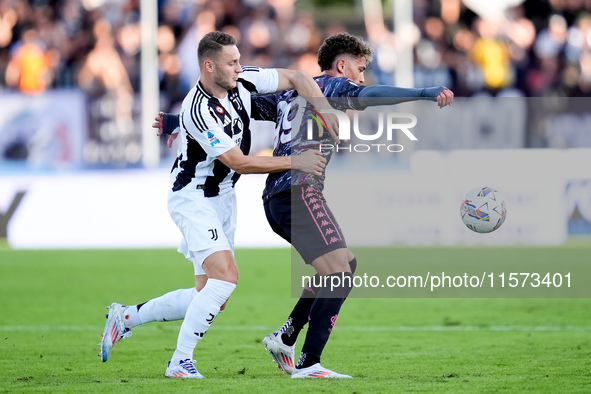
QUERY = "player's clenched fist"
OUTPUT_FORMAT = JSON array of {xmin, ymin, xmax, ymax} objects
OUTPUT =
[{"xmin": 437, "ymin": 88, "xmax": 454, "ymax": 108}]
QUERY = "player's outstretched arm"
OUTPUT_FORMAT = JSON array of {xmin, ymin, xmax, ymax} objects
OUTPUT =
[
  {"xmin": 153, "ymin": 110, "xmax": 327, "ymax": 174},
  {"xmin": 358, "ymin": 85, "xmax": 454, "ymax": 109},
  {"xmin": 275, "ymin": 69, "xmax": 341, "ymax": 143},
  {"xmin": 217, "ymin": 146, "xmax": 326, "ymax": 176}
]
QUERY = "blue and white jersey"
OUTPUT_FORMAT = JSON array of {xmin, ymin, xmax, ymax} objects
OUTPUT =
[
  {"xmin": 259, "ymin": 75, "xmax": 366, "ymax": 202},
  {"xmin": 171, "ymin": 67, "xmax": 279, "ymax": 197}
]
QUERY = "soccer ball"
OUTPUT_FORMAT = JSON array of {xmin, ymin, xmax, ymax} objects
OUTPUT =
[{"xmin": 460, "ymin": 187, "xmax": 507, "ymax": 233}]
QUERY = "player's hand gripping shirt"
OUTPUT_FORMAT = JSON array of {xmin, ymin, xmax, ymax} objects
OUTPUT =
[
  {"xmin": 258, "ymin": 75, "xmax": 366, "ymax": 202},
  {"xmin": 171, "ymin": 67, "xmax": 278, "ymax": 197}
]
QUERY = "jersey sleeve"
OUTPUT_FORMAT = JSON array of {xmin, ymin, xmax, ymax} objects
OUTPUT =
[
  {"xmin": 251, "ymin": 94, "xmax": 279, "ymax": 122},
  {"xmin": 325, "ymin": 77, "xmax": 367, "ymax": 111},
  {"xmin": 182, "ymin": 102, "xmax": 236, "ymax": 157},
  {"xmin": 239, "ymin": 66, "xmax": 279, "ymax": 94}
]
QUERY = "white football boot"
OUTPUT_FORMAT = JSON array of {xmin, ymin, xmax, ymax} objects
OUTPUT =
[
  {"xmin": 262, "ymin": 332, "xmax": 296, "ymax": 374},
  {"xmin": 291, "ymin": 363, "xmax": 352, "ymax": 379},
  {"xmin": 165, "ymin": 359, "xmax": 205, "ymax": 379},
  {"xmin": 99, "ymin": 302, "xmax": 131, "ymax": 362}
]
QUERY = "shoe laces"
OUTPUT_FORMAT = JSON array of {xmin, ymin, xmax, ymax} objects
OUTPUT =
[
  {"xmin": 120, "ymin": 328, "xmax": 132, "ymax": 340},
  {"xmin": 278, "ymin": 317, "xmax": 293, "ymax": 336},
  {"xmin": 179, "ymin": 359, "xmax": 198, "ymax": 374}
]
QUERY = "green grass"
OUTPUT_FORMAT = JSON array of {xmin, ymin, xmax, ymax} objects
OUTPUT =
[{"xmin": 1, "ymin": 246, "xmax": 591, "ymax": 392}]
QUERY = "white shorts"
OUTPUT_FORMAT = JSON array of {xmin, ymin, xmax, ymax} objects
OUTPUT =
[{"xmin": 168, "ymin": 186, "xmax": 237, "ymax": 276}]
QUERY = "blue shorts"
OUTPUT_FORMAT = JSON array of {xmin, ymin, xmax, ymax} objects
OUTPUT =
[{"xmin": 263, "ymin": 185, "xmax": 347, "ymax": 265}]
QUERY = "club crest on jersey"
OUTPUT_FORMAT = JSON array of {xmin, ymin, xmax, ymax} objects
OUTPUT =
[
  {"xmin": 230, "ymin": 94, "xmax": 243, "ymax": 111},
  {"xmin": 207, "ymin": 131, "xmax": 220, "ymax": 147}
]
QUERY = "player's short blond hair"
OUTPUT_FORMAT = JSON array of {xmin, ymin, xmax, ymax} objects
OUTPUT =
[{"xmin": 198, "ymin": 31, "xmax": 237, "ymax": 66}]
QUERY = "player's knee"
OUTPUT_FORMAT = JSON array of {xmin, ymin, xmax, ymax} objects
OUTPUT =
[
  {"xmin": 311, "ymin": 249, "xmax": 351, "ymax": 276},
  {"xmin": 216, "ymin": 268, "xmax": 239, "ymax": 284},
  {"xmin": 203, "ymin": 253, "xmax": 239, "ymax": 284},
  {"xmin": 195, "ymin": 274, "xmax": 208, "ymax": 291}
]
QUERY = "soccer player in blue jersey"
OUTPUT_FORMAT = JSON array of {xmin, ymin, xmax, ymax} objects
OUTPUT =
[
  {"xmin": 99, "ymin": 31, "xmax": 339, "ymax": 378},
  {"xmin": 252, "ymin": 33, "xmax": 452, "ymax": 379},
  {"xmin": 132, "ymin": 32, "xmax": 453, "ymax": 379}
]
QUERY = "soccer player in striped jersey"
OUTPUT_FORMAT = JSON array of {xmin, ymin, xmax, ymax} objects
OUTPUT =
[
  {"xmin": 130, "ymin": 32, "xmax": 453, "ymax": 379},
  {"xmin": 99, "ymin": 31, "xmax": 338, "ymax": 379}
]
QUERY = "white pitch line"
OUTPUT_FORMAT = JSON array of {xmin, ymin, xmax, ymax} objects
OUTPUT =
[
  {"xmin": 343, "ymin": 325, "xmax": 591, "ymax": 332},
  {"xmin": 1, "ymin": 325, "xmax": 590, "ymax": 332}
]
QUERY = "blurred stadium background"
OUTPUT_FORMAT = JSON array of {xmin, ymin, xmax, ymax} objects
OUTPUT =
[{"xmin": 1, "ymin": 0, "xmax": 591, "ymax": 249}]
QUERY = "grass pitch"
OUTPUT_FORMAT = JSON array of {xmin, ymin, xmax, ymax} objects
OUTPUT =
[{"xmin": 1, "ymin": 246, "xmax": 591, "ymax": 392}]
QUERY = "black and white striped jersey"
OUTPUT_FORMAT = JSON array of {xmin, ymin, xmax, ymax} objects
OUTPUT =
[{"xmin": 171, "ymin": 67, "xmax": 279, "ymax": 196}]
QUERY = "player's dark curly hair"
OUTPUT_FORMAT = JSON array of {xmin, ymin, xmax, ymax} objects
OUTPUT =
[
  {"xmin": 198, "ymin": 31, "xmax": 237, "ymax": 65},
  {"xmin": 317, "ymin": 32, "xmax": 374, "ymax": 71}
]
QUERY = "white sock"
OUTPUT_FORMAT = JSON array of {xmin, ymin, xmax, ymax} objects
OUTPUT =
[
  {"xmin": 171, "ymin": 279, "xmax": 236, "ymax": 363},
  {"xmin": 123, "ymin": 288, "xmax": 197, "ymax": 329}
]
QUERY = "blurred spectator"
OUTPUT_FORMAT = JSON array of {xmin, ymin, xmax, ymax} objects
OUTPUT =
[
  {"xmin": 238, "ymin": 2, "xmax": 278, "ymax": 67},
  {"xmin": 157, "ymin": 24, "xmax": 186, "ymax": 111},
  {"xmin": 78, "ymin": 18, "xmax": 133, "ymax": 106},
  {"xmin": 1, "ymin": 0, "xmax": 591, "ymax": 166},
  {"xmin": 78, "ymin": 17, "xmax": 136, "ymax": 166},
  {"xmin": 534, "ymin": 14, "xmax": 568, "ymax": 58},
  {"xmin": 5, "ymin": 27, "xmax": 51, "ymax": 94},
  {"xmin": 0, "ymin": 4, "xmax": 17, "ymax": 49},
  {"xmin": 176, "ymin": 8, "xmax": 216, "ymax": 89},
  {"xmin": 470, "ymin": 18, "xmax": 513, "ymax": 91},
  {"xmin": 363, "ymin": 0, "xmax": 420, "ymax": 85}
]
